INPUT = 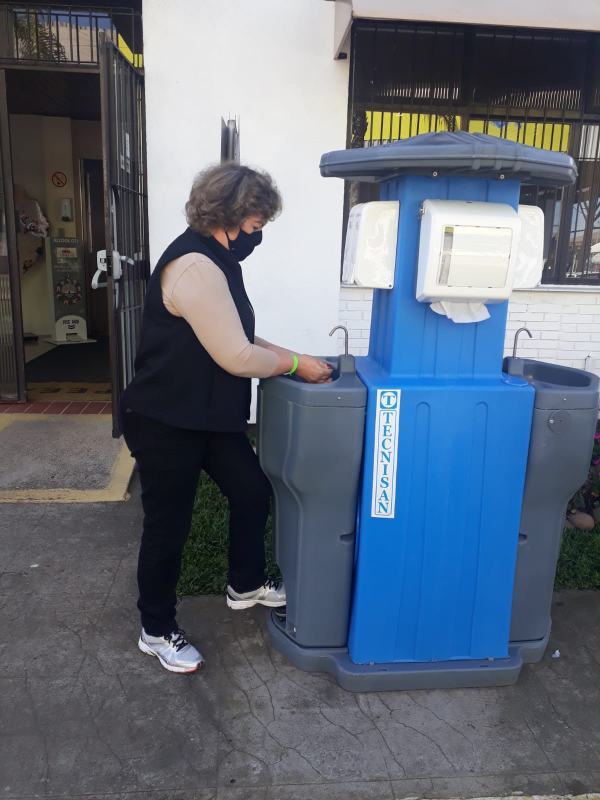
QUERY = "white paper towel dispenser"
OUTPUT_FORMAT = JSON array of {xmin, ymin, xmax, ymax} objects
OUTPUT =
[
  {"xmin": 514, "ymin": 205, "xmax": 544, "ymax": 290},
  {"xmin": 342, "ymin": 201, "xmax": 399, "ymax": 289},
  {"xmin": 416, "ymin": 200, "xmax": 521, "ymax": 306},
  {"xmin": 342, "ymin": 203, "xmax": 364, "ymax": 286}
]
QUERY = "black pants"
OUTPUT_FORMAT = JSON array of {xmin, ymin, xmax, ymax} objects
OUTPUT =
[{"xmin": 121, "ymin": 407, "xmax": 271, "ymax": 636}]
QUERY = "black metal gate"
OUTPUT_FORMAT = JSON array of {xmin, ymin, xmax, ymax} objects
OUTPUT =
[
  {"xmin": 0, "ymin": 67, "xmax": 25, "ymax": 403},
  {"xmin": 348, "ymin": 22, "xmax": 600, "ymax": 287},
  {"xmin": 99, "ymin": 36, "xmax": 149, "ymax": 436}
]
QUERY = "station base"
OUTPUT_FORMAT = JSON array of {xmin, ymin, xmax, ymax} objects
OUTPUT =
[
  {"xmin": 513, "ymin": 621, "xmax": 551, "ymax": 664},
  {"xmin": 267, "ymin": 611, "xmax": 551, "ymax": 692}
]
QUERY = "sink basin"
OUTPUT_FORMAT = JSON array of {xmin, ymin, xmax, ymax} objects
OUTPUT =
[{"xmin": 503, "ymin": 357, "xmax": 600, "ymax": 410}]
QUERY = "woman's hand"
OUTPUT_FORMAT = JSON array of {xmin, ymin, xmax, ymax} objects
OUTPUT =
[{"xmin": 295, "ymin": 355, "xmax": 333, "ymax": 384}]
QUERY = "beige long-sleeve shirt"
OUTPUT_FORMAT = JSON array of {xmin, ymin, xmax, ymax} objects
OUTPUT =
[{"xmin": 160, "ymin": 253, "xmax": 279, "ymax": 378}]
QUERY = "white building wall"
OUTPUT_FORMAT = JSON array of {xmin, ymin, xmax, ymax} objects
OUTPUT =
[
  {"xmin": 142, "ymin": 0, "xmax": 349, "ymax": 360},
  {"xmin": 351, "ymin": 0, "xmax": 600, "ymax": 33},
  {"xmin": 143, "ymin": 0, "xmax": 600, "ymax": 377},
  {"xmin": 339, "ymin": 287, "xmax": 600, "ymax": 374}
]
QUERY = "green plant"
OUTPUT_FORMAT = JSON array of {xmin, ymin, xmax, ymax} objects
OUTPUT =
[
  {"xmin": 553, "ymin": 422, "xmax": 600, "ymax": 590},
  {"xmin": 567, "ymin": 424, "xmax": 600, "ymax": 514},
  {"xmin": 555, "ymin": 525, "xmax": 600, "ymax": 589},
  {"xmin": 14, "ymin": 11, "xmax": 67, "ymax": 61}
]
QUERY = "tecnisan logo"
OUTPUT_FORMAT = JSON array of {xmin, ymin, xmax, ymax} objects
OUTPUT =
[{"xmin": 371, "ymin": 389, "xmax": 400, "ymax": 518}]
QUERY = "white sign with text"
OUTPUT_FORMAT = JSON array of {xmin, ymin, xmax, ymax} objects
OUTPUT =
[{"xmin": 371, "ymin": 389, "xmax": 401, "ymax": 518}]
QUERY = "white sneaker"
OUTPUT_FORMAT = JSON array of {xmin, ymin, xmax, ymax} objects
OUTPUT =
[
  {"xmin": 227, "ymin": 578, "xmax": 286, "ymax": 610},
  {"xmin": 138, "ymin": 628, "xmax": 204, "ymax": 673}
]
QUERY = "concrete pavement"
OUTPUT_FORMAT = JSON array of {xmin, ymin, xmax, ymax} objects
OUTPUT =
[{"xmin": 1, "ymin": 477, "xmax": 600, "ymax": 800}]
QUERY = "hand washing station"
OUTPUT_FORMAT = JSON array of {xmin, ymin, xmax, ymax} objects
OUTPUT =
[
  {"xmin": 257, "ymin": 132, "xmax": 600, "ymax": 691},
  {"xmin": 503, "ymin": 356, "xmax": 599, "ymax": 652}
]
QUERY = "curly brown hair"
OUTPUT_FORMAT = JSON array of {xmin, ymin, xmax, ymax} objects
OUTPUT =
[{"xmin": 185, "ymin": 163, "xmax": 282, "ymax": 236}]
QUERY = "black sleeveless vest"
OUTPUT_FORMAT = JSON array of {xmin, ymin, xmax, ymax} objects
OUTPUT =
[{"xmin": 121, "ymin": 228, "xmax": 255, "ymax": 431}]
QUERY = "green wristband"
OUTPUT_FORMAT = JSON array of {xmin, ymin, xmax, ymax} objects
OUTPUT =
[{"xmin": 286, "ymin": 354, "xmax": 299, "ymax": 375}]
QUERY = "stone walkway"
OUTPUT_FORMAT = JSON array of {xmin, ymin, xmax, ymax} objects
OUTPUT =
[{"xmin": 1, "ymin": 477, "xmax": 600, "ymax": 800}]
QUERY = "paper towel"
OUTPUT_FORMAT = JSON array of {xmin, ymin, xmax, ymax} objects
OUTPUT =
[{"xmin": 430, "ymin": 300, "xmax": 490, "ymax": 323}]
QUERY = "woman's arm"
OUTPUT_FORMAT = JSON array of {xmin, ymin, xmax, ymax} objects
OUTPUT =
[
  {"xmin": 256, "ymin": 338, "xmax": 293, "ymax": 360},
  {"xmin": 164, "ymin": 255, "xmax": 330, "ymax": 381},
  {"xmin": 166, "ymin": 256, "xmax": 278, "ymax": 378}
]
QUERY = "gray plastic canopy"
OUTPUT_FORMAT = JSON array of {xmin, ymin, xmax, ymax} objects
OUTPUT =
[{"xmin": 319, "ymin": 131, "xmax": 577, "ymax": 187}]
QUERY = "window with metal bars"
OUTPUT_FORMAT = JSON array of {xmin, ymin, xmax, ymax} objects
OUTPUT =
[{"xmin": 347, "ymin": 21, "xmax": 600, "ymax": 286}]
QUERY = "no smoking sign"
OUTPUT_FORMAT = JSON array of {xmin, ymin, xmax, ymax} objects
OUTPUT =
[{"xmin": 51, "ymin": 171, "xmax": 68, "ymax": 188}]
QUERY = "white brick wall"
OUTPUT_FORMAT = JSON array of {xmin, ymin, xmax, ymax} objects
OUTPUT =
[
  {"xmin": 338, "ymin": 286, "xmax": 600, "ymax": 375},
  {"xmin": 338, "ymin": 287, "xmax": 374, "ymax": 356}
]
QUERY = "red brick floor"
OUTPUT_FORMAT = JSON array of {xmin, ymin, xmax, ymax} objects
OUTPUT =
[{"xmin": 1, "ymin": 401, "xmax": 111, "ymax": 415}]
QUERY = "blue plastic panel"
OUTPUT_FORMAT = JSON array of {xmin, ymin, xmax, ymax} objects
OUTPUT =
[
  {"xmin": 348, "ymin": 174, "xmax": 535, "ymax": 666},
  {"xmin": 371, "ymin": 176, "xmax": 521, "ymax": 379},
  {"xmin": 349, "ymin": 373, "xmax": 534, "ymax": 664}
]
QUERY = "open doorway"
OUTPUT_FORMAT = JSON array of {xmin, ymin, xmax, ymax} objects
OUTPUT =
[
  {"xmin": 7, "ymin": 69, "xmax": 111, "ymax": 405},
  {"xmin": 0, "ymin": 3, "xmax": 148, "ymax": 435}
]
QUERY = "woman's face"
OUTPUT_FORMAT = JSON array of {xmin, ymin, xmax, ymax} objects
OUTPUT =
[{"xmin": 240, "ymin": 215, "xmax": 267, "ymax": 234}]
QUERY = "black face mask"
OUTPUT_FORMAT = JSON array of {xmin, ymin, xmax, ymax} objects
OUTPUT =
[{"xmin": 225, "ymin": 229, "xmax": 263, "ymax": 261}]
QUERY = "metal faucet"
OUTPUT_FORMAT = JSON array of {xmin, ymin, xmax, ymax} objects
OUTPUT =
[
  {"xmin": 513, "ymin": 327, "xmax": 532, "ymax": 358},
  {"xmin": 330, "ymin": 325, "xmax": 349, "ymax": 356}
]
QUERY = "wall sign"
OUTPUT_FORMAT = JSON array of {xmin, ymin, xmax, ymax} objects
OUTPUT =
[
  {"xmin": 48, "ymin": 237, "xmax": 90, "ymax": 344},
  {"xmin": 371, "ymin": 389, "xmax": 401, "ymax": 518},
  {"xmin": 51, "ymin": 171, "xmax": 68, "ymax": 188}
]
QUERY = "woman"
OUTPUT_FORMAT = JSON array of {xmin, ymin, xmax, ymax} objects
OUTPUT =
[{"xmin": 121, "ymin": 163, "xmax": 332, "ymax": 674}]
